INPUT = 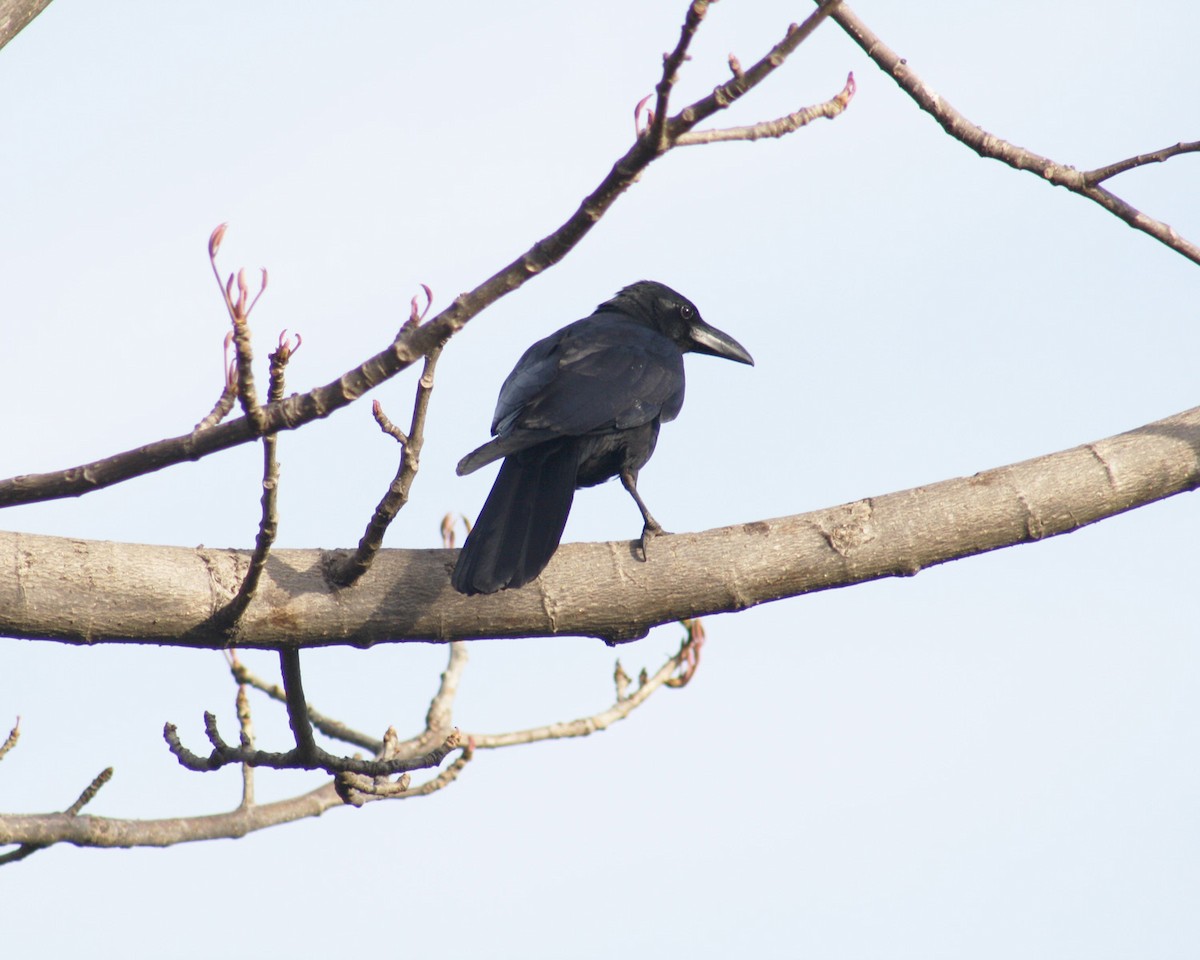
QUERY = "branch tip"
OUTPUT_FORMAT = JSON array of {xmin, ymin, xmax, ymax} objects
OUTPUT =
[
  {"xmin": 65, "ymin": 767, "xmax": 114, "ymax": 816},
  {"xmin": 0, "ymin": 718, "xmax": 20, "ymax": 762}
]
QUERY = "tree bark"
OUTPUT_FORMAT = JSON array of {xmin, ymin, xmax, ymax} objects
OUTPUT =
[
  {"xmin": 0, "ymin": 0, "xmax": 52, "ymax": 53},
  {"xmin": 4, "ymin": 405, "xmax": 1198, "ymax": 648}
]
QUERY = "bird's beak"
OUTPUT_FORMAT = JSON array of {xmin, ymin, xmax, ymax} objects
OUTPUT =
[{"xmin": 688, "ymin": 320, "xmax": 755, "ymax": 366}]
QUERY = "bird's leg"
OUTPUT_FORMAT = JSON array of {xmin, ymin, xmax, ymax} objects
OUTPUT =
[{"xmin": 620, "ymin": 469, "xmax": 667, "ymax": 562}]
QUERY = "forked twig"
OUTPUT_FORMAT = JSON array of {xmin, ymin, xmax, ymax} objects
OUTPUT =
[
  {"xmin": 329, "ymin": 290, "xmax": 441, "ymax": 586},
  {"xmin": 0, "ymin": 1, "xmax": 851, "ymax": 509},
  {"xmin": 824, "ymin": 1, "xmax": 1200, "ymax": 265}
]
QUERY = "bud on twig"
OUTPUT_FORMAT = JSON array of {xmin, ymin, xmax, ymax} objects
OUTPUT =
[{"xmin": 208, "ymin": 223, "xmax": 228, "ymax": 259}]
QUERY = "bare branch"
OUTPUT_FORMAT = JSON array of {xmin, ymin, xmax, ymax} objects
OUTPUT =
[
  {"xmin": 425, "ymin": 642, "xmax": 468, "ymax": 735},
  {"xmin": 675, "ymin": 72, "xmax": 855, "ymax": 146},
  {"xmin": 666, "ymin": 1, "xmax": 845, "ymax": 141},
  {"xmin": 194, "ymin": 332, "xmax": 238, "ymax": 430},
  {"xmin": 229, "ymin": 639, "xmax": 469, "ymax": 760},
  {"xmin": 231, "ymin": 665, "xmax": 256, "ymax": 808},
  {"xmin": 0, "ymin": 782, "xmax": 344, "ymax": 850},
  {"xmin": 229, "ymin": 657, "xmax": 380, "ymax": 752},
  {"xmin": 0, "ymin": 718, "xmax": 18, "ymax": 762},
  {"xmin": 334, "ymin": 730, "xmax": 474, "ymax": 807},
  {"xmin": 664, "ymin": 618, "xmax": 705, "ymax": 687},
  {"xmin": 0, "ymin": 633, "xmax": 668, "ymax": 851},
  {"xmin": 0, "ymin": 641, "xmax": 475, "ymax": 853},
  {"xmin": 468, "ymin": 627, "xmax": 699, "ymax": 749},
  {"xmin": 212, "ymin": 331, "xmax": 299, "ymax": 630},
  {"xmin": 378, "ymin": 739, "xmax": 472, "ymax": 799},
  {"xmin": 1084, "ymin": 140, "xmax": 1200, "ymax": 185},
  {"xmin": 0, "ymin": 764, "xmax": 113, "ymax": 865},
  {"xmin": 646, "ymin": 0, "xmax": 710, "ymax": 149},
  {"xmin": 163, "ymin": 712, "xmax": 460, "ymax": 777},
  {"xmin": 0, "ymin": 842, "xmax": 36, "ymax": 866},
  {"xmin": 329, "ymin": 324, "xmax": 444, "ymax": 587},
  {"xmin": 63, "ymin": 767, "xmax": 114, "ymax": 817},
  {"xmin": 825, "ymin": 2, "xmax": 1200, "ymax": 265},
  {"xmin": 0, "ymin": 624, "xmax": 755, "ymax": 852},
  {"xmin": 4, "ymin": 403, "xmax": 1197, "ymax": 648},
  {"xmin": 0, "ymin": 0, "xmax": 53, "ymax": 54},
  {"xmin": 208, "ymin": 230, "xmax": 270, "ymax": 433},
  {"xmin": 0, "ymin": 3, "xmax": 844, "ymax": 510},
  {"xmin": 278, "ymin": 647, "xmax": 317, "ymax": 759}
]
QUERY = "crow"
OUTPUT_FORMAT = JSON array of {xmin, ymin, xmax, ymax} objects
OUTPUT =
[{"xmin": 450, "ymin": 280, "xmax": 753, "ymax": 595}]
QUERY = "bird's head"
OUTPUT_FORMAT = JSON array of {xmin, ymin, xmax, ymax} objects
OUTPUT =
[{"xmin": 601, "ymin": 280, "xmax": 755, "ymax": 366}]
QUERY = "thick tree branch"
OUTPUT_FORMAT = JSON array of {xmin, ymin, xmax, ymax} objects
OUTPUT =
[
  {"xmin": 826, "ymin": 2, "xmax": 1200, "ymax": 265},
  {"xmin": 3, "ymin": 405, "xmax": 1197, "ymax": 648},
  {"xmin": 0, "ymin": 782, "xmax": 344, "ymax": 850}
]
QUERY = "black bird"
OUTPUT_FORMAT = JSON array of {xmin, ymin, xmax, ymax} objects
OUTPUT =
[{"xmin": 450, "ymin": 280, "xmax": 753, "ymax": 595}]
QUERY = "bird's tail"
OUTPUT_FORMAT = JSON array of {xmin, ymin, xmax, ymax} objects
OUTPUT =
[{"xmin": 451, "ymin": 439, "xmax": 579, "ymax": 595}]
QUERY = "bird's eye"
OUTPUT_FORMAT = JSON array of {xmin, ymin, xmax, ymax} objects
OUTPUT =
[{"xmin": 679, "ymin": 304, "xmax": 695, "ymax": 320}]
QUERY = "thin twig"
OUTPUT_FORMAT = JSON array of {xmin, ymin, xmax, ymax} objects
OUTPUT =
[
  {"xmin": 333, "ymin": 727, "xmax": 413, "ymax": 806},
  {"xmin": 337, "ymin": 737, "xmax": 475, "ymax": 807},
  {"xmin": 0, "ymin": 765, "xmax": 114, "ymax": 866},
  {"xmin": 675, "ymin": 73, "xmax": 855, "ymax": 146},
  {"xmin": 664, "ymin": 618, "xmax": 705, "ymax": 687},
  {"xmin": 213, "ymin": 331, "xmax": 300, "ymax": 630},
  {"xmin": 194, "ymin": 332, "xmax": 238, "ymax": 431},
  {"xmin": 665, "ymin": 1, "xmax": 846, "ymax": 141},
  {"xmin": 4, "ymin": 624, "xmax": 697, "ymax": 853},
  {"xmin": 1083, "ymin": 140, "xmax": 1200, "ymax": 185},
  {"xmin": 233, "ymin": 670, "xmax": 256, "ymax": 808},
  {"xmin": 0, "ymin": 842, "xmax": 37, "ymax": 865},
  {"xmin": 227, "ymin": 637, "xmax": 469, "ymax": 760},
  {"xmin": 425, "ymin": 642, "xmax": 468, "ymax": 735},
  {"xmin": 222, "ymin": 619, "xmax": 690, "ymax": 760},
  {"xmin": 208, "ymin": 225, "xmax": 269, "ymax": 432},
  {"xmin": 647, "ymin": 0, "xmax": 711, "ymax": 149},
  {"xmin": 824, "ymin": 2, "xmax": 1200, "ymax": 265},
  {"xmin": 468, "ymin": 624, "xmax": 701, "ymax": 749},
  {"xmin": 278, "ymin": 646, "xmax": 317, "ymax": 760},
  {"xmin": 229, "ymin": 658, "xmax": 379, "ymax": 752},
  {"xmin": 64, "ymin": 767, "xmax": 114, "ymax": 817},
  {"xmin": 0, "ymin": 718, "xmax": 18, "ymax": 762},
  {"xmin": 162, "ymin": 714, "xmax": 460, "ymax": 776},
  {"xmin": 0, "ymin": 3, "xmax": 846, "ymax": 510},
  {"xmin": 329, "ymin": 291, "xmax": 441, "ymax": 586}
]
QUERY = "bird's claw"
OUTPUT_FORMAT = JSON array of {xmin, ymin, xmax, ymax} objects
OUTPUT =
[{"xmin": 635, "ymin": 523, "xmax": 668, "ymax": 562}]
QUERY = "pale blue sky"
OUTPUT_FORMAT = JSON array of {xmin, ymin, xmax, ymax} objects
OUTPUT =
[{"xmin": 2, "ymin": 3, "xmax": 1198, "ymax": 957}]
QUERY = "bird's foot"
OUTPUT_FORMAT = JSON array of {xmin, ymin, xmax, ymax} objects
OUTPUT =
[{"xmin": 635, "ymin": 521, "xmax": 668, "ymax": 562}]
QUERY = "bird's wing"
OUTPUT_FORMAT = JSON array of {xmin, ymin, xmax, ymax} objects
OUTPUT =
[{"xmin": 494, "ymin": 316, "xmax": 685, "ymax": 439}]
